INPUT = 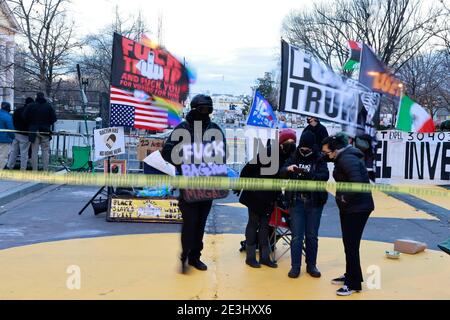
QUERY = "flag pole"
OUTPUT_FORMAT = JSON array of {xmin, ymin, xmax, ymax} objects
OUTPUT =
[{"xmin": 394, "ymin": 84, "xmax": 404, "ymax": 130}]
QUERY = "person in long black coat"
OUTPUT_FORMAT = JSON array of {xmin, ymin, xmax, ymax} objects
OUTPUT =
[
  {"xmin": 322, "ymin": 134, "xmax": 375, "ymax": 296},
  {"xmin": 238, "ymin": 128, "xmax": 297, "ymax": 269}
]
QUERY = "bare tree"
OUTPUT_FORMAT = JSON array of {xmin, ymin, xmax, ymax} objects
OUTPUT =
[
  {"xmin": 8, "ymin": 0, "xmax": 80, "ymax": 96},
  {"xmin": 399, "ymin": 50, "xmax": 450, "ymax": 118},
  {"xmin": 283, "ymin": 0, "xmax": 447, "ymax": 72},
  {"xmin": 80, "ymin": 7, "xmax": 150, "ymax": 93}
]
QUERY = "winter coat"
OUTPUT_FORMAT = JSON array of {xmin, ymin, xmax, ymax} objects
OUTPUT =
[
  {"xmin": 161, "ymin": 110, "xmax": 226, "ymax": 202},
  {"xmin": 12, "ymin": 106, "xmax": 31, "ymax": 135},
  {"xmin": 279, "ymin": 148, "xmax": 329, "ymax": 207},
  {"xmin": 23, "ymin": 98, "xmax": 57, "ymax": 143},
  {"xmin": 333, "ymin": 145, "xmax": 375, "ymax": 214},
  {"xmin": 0, "ymin": 109, "xmax": 14, "ymax": 143},
  {"xmin": 238, "ymin": 145, "xmax": 293, "ymax": 215},
  {"xmin": 303, "ymin": 121, "xmax": 329, "ymax": 147}
]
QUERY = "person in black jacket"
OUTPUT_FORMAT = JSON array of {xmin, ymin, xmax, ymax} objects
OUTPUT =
[
  {"xmin": 322, "ymin": 134, "xmax": 375, "ymax": 296},
  {"xmin": 23, "ymin": 93, "xmax": 57, "ymax": 171},
  {"xmin": 162, "ymin": 94, "xmax": 226, "ymax": 274},
  {"xmin": 279, "ymin": 131, "xmax": 329, "ymax": 279},
  {"xmin": 7, "ymin": 97, "xmax": 34, "ymax": 170},
  {"xmin": 303, "ymin": 117, "xmax": 329, "ymax": 151},
  {"xmin": 238, "ymin": 128, "xmax": 297, "ymax": 269}
]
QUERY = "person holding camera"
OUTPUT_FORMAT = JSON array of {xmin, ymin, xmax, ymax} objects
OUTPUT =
[{"xmin": 280, "ymin": 131, "xmax": 329, "ymax": 279}]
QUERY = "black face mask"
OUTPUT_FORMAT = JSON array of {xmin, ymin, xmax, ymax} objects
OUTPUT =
[
  {"xmin": 282, "ymin": 143, "xmax": 296, "ymax": 155},
  {"xmin": 300, "ymin": 149, "xmax": 313, "ymax": 158},
  {"xmin": 191, "ymin": 109, "xmax": 210, "ymax": 122}
]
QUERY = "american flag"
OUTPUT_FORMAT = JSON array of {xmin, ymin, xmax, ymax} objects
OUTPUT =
[{"xmin": 110, "ymin": 86, "xmax": 168, "ymax": 131}]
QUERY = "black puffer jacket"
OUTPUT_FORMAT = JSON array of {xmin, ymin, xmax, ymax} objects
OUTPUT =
[
  {"xmin": 279, "ymin": 149, "xmax": 329, "ymax": 206},
  {"xmin": 23, "ymin": 97, "xmax": 57, "ymax": 142},
  {"xmin": 333, "ymin": 146, "xmax": 375, "ymax": 214},
  {"xmin": 303, "ymin": 121, "xmax": 329, "ymax": 147},
  {"xmin": 239, "ymin": 145, "xmax": 292, "ymax": 215}
]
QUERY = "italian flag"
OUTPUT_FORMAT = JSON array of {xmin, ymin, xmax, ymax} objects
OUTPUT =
[
  {"xmin": 343, "ymin": 40, "xmax": 362, "ymax": 71},
  {"xmin": 396, "ymin": 95, "xmax": 435, "ymax": 133}
]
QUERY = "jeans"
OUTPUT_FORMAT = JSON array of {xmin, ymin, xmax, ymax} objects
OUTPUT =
[
  {"xmin": 7, "ymin": 134, "xmax": 30, "ymax": 170},
  {"xmin": 178, "ymin": 199, "xmax": 213, "ymax": 261},
  {"xmin": 290, "ymin": 196, "xmax": 324, "ymax": 269},
  {"xmin": 340, "ymin": 211, "xmax": 371, "ymax": 291},
  {"xmin": 0, "ymin": 143, "xmax": 10, "ymax": 170},
  {"xmin": 31, "ymin": 135, "xmax": 51, "ymax": 171}
]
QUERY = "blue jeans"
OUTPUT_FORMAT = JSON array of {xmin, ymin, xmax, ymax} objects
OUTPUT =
[{"xmin": 290, "ymin": 196, "xmax": 324, "ymax": 269}]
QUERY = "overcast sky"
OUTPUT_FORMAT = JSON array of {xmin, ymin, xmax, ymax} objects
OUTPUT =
[{"xmin": 69, "ymin": 0, "xmax": 313, "ymax": 96}]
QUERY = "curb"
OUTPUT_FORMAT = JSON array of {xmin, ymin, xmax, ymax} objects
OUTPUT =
[
  {"xmin": 0, "ymin": 182, "xmax": 46, "ymax": 207},
  {"xmin": 0, "ymin": 170, "xmax": 67, "ymax": 207}
]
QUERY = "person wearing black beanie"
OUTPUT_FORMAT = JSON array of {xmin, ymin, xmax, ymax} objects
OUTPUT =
[
  {"xmin": 162, "ymin": 94, "xmax": 227, "ymax": 274},
  {"xmin": 280, "ymin": 130, "xmax": 329, "ymax": 279}
]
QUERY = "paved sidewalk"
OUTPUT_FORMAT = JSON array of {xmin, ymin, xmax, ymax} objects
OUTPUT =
[{"xmin": 0, "ymin": 180, "xmax": 45, "ymax": 207}]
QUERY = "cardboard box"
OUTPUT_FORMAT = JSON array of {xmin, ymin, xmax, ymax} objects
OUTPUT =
[{"xmin": 394, "ymin": 239, "xmax": 427, "ymax": 254}]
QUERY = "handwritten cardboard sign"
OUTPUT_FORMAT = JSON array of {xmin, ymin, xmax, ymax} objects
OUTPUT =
[
  {"xmin": 107, "ymin": 197, "xmax": 182, "ymax": 223},
  {"xmin": 137, "ymin": 138, "xmax": 165, "ymax": 161}
]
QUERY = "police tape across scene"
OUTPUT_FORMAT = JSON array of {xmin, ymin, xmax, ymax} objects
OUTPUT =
[{"xmin": 0, "ymin": 170, "xmax": 448, "ymax": 198}]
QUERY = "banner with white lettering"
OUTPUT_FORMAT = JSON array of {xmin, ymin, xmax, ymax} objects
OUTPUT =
[
  {"xmin": 279, "ymin": 40, "xmax": 380, "ymax": 138},
  {"xmin": 376, "ymin": 131, "xmax": 450, "ymax": 185},
  {"xmin": 94, "ymin": 127, "xmax": 125, "ymax": 160}
]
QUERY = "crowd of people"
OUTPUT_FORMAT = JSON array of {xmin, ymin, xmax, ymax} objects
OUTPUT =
[
  {"xmin": 0, "ymin": 92, "xmax": 57, "ymax": 172},
  {"xmin": 163, "ymin": 94, "xmax": 375, "ymax": 297},
  {"xmin": 238, "ymin": 118, "xmax": 374, "ymax": 296}
]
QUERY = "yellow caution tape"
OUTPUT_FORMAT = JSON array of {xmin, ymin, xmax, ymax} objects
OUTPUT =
[
  {"xmin": 0, "ymin": 129, "xmax": 86, "ymax": 136},
  {"xmin": 0, "ymin": 170, "xmax": 448, "ymax": 198}
]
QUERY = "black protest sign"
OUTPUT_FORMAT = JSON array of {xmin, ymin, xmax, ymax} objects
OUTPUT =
[
  {"xmin": 180, "ymin": 141, "xmax": 229, "ymax": 203},
  {"xmin": 111, "ymin": 33, "xmax": 189, "ymax": 103},
  {"xmin": 280, "ymin": 40, "xmax": 361, "ymax": 127}
]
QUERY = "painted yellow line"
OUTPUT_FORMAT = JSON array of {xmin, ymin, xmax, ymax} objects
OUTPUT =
[
  {"xmin": 409, "ymin": 185, "xmax": 450, "ymax": 211},
  {"xmin": 327, "ymin": 188, "xmax": 437, "ymax": 220},
  {"xmin": 370, "ymin": 191, "xmax": 438, "ymax": 220},
  {"xmin": 215, "ymin": 202, "xmax": 247, "ymax": 209},
  {"xmin": 0, "ymin": 234, "xmax": 448, "ymax": 300}
]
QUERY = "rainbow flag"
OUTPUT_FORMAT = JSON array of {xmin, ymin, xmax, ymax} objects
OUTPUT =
[{"xmin": 152, "ymin": 95, "xmax": 183, "ymax": 127}]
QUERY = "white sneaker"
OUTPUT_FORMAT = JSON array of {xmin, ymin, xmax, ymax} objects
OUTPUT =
[{"xmin": 336, "ymin": 285, "xmax": 360, "ymax": 296}]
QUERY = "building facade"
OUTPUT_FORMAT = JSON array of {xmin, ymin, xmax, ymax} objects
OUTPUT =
[{"xmin": 0, "ymin": 1, "xmax": 18, "ymax": 107}]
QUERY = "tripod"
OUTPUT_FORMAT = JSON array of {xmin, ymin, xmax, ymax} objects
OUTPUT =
[{"xmin": 78, "ymin": 157, "xmax": 113, "ymax": 216}]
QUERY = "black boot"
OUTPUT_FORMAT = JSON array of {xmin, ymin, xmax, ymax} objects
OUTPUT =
[
  {"xmin": 180, "ymin": 256, "xmax": 188, "ymax": 274},
  {"xmin": 260, "ymin": 246, "xmax": 278, "ymax": 268},
  {"xmin": 245, "ymin": 245, "xmax": 261, "ymax": 268},
  {"xmin": 307, "ymin": 265, "xmax": 321, "ymax": 278},
  {"xmin": 188, "ymin": 259, "xmax": 208, "ymax": 271},
  {"xmin": 288, "ymin": 267, "xmax": 301, "ymax": 278}
]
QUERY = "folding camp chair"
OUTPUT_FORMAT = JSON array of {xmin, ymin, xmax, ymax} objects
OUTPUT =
[
  {"xmin": 59, "ymin": 146, "xmax": 94, "ymax": 172},
  {"xmin": 269, "ymin": 205, "xmax": 306, "ymax": 263}
]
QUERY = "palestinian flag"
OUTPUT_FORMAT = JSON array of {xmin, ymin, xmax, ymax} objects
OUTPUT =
[
  {"xmin": 343, "ymin": 40, "xmax": 362, "ymax": 71},
  {"xmin": 396, "ymin": 95, "xmax": 435, "ymax": 133}
]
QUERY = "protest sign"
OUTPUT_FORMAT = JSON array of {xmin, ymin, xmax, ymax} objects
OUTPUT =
[
  {"xmin": 376, "ymin": 131, "xmax": 450, "ymax": 185},
  {"xmin": 94, "ymin": 127, "xmax": 125, "ymax": 160}
]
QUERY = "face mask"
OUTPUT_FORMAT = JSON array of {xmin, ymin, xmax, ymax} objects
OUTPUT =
[
  {"xmin": 300, "ymin": 149, "xmax": 313, "ymax": 157},
  {"xmin": 191, "ymin": 109, "xmax": 210, "ymax": 122},
  {"xmin": 282, "ymin": 143, "xmax": 295, "ymax": 154}
]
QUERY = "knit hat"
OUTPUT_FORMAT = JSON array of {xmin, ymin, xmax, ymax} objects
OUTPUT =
[
  {"xmin": 299, "ymin": 131, "xmax": 316, "ymax": 149},
  {"xmin": 279, "ymin": 128, "xmax": 297, "ymax": 145}
]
